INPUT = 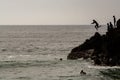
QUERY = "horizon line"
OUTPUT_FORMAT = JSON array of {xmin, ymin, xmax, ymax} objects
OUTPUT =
[{"xmin": 0, "ymin": 24, "xmax": 106, "ymax": 26}]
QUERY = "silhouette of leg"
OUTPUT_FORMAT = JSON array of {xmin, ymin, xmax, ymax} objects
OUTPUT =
[{"xmin": 95, "ymin": 26, "xmax": 98, "ymax": 30}]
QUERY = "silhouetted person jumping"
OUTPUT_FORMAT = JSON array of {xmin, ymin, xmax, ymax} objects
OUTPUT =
[
  {"xmin": 113, "ymin": 16, "xmax": 116, "ymax": 26},
  {"xmin": 91, "ymin": 20, "xmax": 101, "ymax": 30}
]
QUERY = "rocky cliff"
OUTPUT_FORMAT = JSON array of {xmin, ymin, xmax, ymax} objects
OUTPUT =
[{"xmin": 67, "ymin": 19, "xmax": 120, "ymax": 66}]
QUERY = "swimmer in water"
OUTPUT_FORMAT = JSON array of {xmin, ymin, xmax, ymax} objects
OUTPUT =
[
  {"xmin": 80, "ymin": 70, "xmax": 86, "ymax": 75},
  {"xmin": 60, "ymin": 58, "xmax": 63, "ymax": 61}
]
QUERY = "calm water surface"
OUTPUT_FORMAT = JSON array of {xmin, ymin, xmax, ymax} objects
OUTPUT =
[{"xmin": 0, "ymin": 25, "xmax": 118, "ymax": 80}]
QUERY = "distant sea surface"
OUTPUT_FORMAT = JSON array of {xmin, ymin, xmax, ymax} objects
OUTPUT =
[{"xmin": 0, "ymin": 25, "xmax": 116, "ymax": 80}]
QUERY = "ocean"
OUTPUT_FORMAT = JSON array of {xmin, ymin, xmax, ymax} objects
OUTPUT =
[{"xmin": 0, "ymin": 25, "xmax": 119, "ymax": 80}]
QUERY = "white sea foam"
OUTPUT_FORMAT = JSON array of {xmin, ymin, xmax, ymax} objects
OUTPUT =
[{"xmin": 88, "ymin": 65, "xmax": 120, "ymax": 69}]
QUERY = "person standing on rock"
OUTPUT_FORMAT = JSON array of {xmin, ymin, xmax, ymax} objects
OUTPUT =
[
  {"xmin": 109, "ymin": 22, "xmax": 113, "ymax": 29},
  {"xmin": 91, "ymin": 20, "xmax": 101, "ymax": 30},
  {"xmin": 113, "ymin": 15, "xmax": 116, "ymax": 26},
  {"xmin": 117, "ymin": 19, "xmax": 120, "ymax": 29},
  {"xmin": 107, "ymin": 23, "xmax": 110, "ymax": 31}
]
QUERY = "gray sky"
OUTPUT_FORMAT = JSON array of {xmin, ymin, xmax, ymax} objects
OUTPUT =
[{"xmin": 0, "ymin": 0, "xmax": 120, "ymax": 25}]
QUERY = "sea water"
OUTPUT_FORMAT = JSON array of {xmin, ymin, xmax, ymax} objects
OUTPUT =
[{"xmin": 0, "ymin": 25, "xmax": 118, "ymax": 80}]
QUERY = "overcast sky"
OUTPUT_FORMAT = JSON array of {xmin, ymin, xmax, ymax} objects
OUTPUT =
[{"xmin": 0, "ymin": 0, "xmax": 119, "ymax": 25}]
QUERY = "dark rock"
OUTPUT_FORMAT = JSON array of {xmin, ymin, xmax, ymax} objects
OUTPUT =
[
  {"xmin": 67, "ymin": 32, "xmax": 102, "ymax": 60},
  {"xmin": 67, "ymin": 19, "xmax": 120, "ymax": 66}
]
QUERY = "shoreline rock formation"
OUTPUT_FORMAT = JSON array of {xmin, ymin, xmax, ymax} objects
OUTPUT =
[{"xmin": 67, "ymin": 19, "xmax": 120, "ymax": 66}]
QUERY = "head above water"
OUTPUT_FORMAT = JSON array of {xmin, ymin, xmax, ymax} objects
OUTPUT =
[
  {"xmin": 93, "ymin": 19, "xmax": 95, "ymax": 21},
  {"xmin": 60, "ymin": 58, "xmax": 63, "ymax": 61},
  {"xmin": 80, "ymin": 70, "xmax": 86, "ymax": 75}
]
